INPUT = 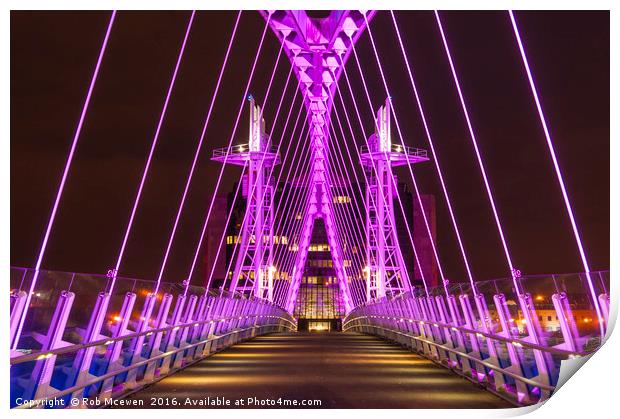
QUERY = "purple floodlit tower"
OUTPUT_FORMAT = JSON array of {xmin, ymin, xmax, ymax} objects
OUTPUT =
[
  {"xmin": 360, "ymin": 99, "xmax": 428, "ymax": 300},
  {"xmin": 212, "ymin": 97, "xmax": 280, "ymax": 300},
  {"xmin": 261, "ymin": 11, "xmax": 376, "ymax": 313}
]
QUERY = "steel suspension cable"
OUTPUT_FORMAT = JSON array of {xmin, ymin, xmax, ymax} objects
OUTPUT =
[
  {"xmin": 509, "ymin": 10, "xmax": 604, "ymax": 333},
  {"xmin": 229, "ymin": 70, "xmax": 302, "ymax": 289},
  {"xmin": 227, "ymin": 122, "xmax": 311, "ymax": 295},
  {"xmin": 320, "ymin": 164, "xmax": 367, "ymax": 306},
  {"xmin": 390, "ymin": 11, "xmax": 476, "ymax": 291},
  {"xmin": 273, "ymin": 144, "xmax": 317, "ymax": 305},
  {"xmin": 323, "ymin": 124, "xmax": 369, "ymax": 278},
  {"xmin": 339, "ymin": 53, "xmax": 430, "ymax": 297},
  {"xmin": 362, "ymin": 16, "xmax": 450, "ymax": 296},
  {"xmin": 231, "ymin": 127, "xmax": 310, "ymax": 298},
  {"xmin": 349, "ymin": 38, "xmax": 436, "ymax": 296},
  {"xmin": 321, "ymin": 164, "xmax": 366, "ymax": 306},
  {"xmin": 324, "ymin": 123, "xmax": 381, "ymax": 305},
  {"xmin": 336, "ymin": 62, "xmax": 416, "ymax": 294},
  {"xmin": 271, "ymin": 128, "xmax": 314, "ymax": 273},
  {"xmin": 434, "ymin": 11, "xmax": 520, "ymax": 293},
  {"xmin": 155, "ymin": 11, "xmax": 241, "ymax": 292},
  {"xmin": 334, "ymin": 101, "xmax": 424, "ymax": 304},
  {"xmin": 326, "ymin": 112, "xmax": 374, "ymax": 299},
  {"xmin": 204, "ymin": 161, "xmax": 248, "ymax": 291},
  {"xmin": 185, "ymin": 13, "xmax": 272, "ymax": 285},
  {"xmin": 227, "ymin": 89, "xmax": 306, "ymax": 294},
  {"xmin": 112, "ymin": 11, "xmax": 195, "ymax": 294},
  {"xmin": 13, "ymin": 11, "xmax": 117, "ymax": 350}
]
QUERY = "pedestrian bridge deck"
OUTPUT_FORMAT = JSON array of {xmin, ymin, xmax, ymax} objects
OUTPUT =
[{"xmin": 122, "ymin": 332, "xmax": 512, "ymax": 409}]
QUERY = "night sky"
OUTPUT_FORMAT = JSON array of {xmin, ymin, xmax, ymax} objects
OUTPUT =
[{"xmin": 10, "ymin": 10, "xmax": 609, "ymax": 285}]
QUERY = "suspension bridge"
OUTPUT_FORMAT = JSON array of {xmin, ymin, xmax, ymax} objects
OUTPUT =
[{"xmin": 10, "ymin": 10, "xmax": 610, "ymax": 409}]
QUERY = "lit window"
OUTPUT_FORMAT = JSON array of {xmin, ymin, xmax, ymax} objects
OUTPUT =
[{"xmin": 226, "ymin": 235, "xmax": 240, "ymax": 245}]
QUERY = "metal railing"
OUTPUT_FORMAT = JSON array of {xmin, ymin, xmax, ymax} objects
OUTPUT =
[
  {"xmin": 343, "ymin": 271, "xmax": 610, "ymax": 406},
  {"xmin": 10, "ymin": 267, "xmax": 296, "ymax": 409},
  {"xmin": 212, "ymin": 143, "xmax": 279, "ymax": 158},
  {"xmin": 360, "ymin": 143, "xmax": 428, "ymax": 158}
]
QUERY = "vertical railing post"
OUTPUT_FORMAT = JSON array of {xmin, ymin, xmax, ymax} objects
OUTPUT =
[{"xmin": 21, "ymin": 291, "xmax": 75, "ymax": 401}]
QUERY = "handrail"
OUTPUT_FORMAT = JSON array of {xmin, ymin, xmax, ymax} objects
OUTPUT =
[
  {"xmin": 342, "ymin": 314, "xmax": 587, "ymax": 358},
  {"xmin": 212, "ymin": 143, "xmax": 279, "ymax": 158},
  {"xmin": 346, "ymin": 322, "xmax": 555, "ymax": 392},
  {"xmin": 14, "ymin": 322, "xmax": 292, "ymax": 409},
  {"xmin": 9, "ymin": 266, "xmax": 260, "ymax": 302},
  {"xmin": 359, "ymin": 144, "xmax": 428, "ymax": 158},
  {"xmin": 11, "ymin": 313, "xmax": 296, "ymax": 365}
]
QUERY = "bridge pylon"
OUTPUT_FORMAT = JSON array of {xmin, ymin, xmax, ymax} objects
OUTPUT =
[
  {"xmin": 360, "ymin": 98, "xmax": 428, "ymax": 301},
  {"xmin": 211, "ymin": 96, "xmax": 280, "ymax": 300}
]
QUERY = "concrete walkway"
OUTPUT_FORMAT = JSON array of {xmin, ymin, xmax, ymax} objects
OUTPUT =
[{"xmin": 122, "ymin": 332, "xmax": 513, "ymax": 409}]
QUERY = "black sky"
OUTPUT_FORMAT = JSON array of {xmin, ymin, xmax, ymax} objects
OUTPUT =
[{"xmin": 10, "ymin": 10, "xmax": 609, "ymax": 284}]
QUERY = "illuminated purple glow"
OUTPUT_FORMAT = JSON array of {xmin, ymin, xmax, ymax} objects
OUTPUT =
[
  {"xmin": 225, "ymin": 107, "xmax": 310, "ymax": 295},
  {"xmin": 263, "ymin": 96, "xmax": 309, "ymax": 264},
  {"xmin": 269, "ymin": 136, "xmax": 312, "ymax": 279},
  {"xmin": 328, "ymin": 97, "xmax": 380, "ymax": 303},
  {"xmin": 186, "ymin": 13, "xmax": 272, "ymax": 285},
  {"xmin": 390, "ymin": 10, "xmax": 476, "ymax": 290},
  {"xmin": 434, "ymin": 11, "xmax": 519, "ymax": 293},
  {"xmin": 273, "ymin": 145, "xmax": 316, "ymax": 305},
  {"xmin": 270, "ymin": 147, "xmax": 315, "ymax": 306},
  {"xmin": 12, "ymin": 11, "xmax": 117, "ymax": 350},
  {"xmin": 323, "ymin": 120, "xmax": 370, "ymax": 304},
  {"xmin": 281, "ymin": 146, "xmax": 323, "ymax": 306},
  {"xmin": 155, "ymin": 11, "xmax": 241, "ymax": 293},
  {"xmin": 362, "ymin": 15, "xmax": 449, "ymax": 295},
  {"xmin": 508, "ymin": 10, "xmax": 604, "ymax": 334},
  {"xmin": 341, "ymin": 44, "xmax": 429, "ymax": 296},
  {"xmin": 226, "ymin": 42, "xmax": 288, "ymax": 292},
  {"xmin": 113, "ymin": 11, "xmax": 196, "ymax": 294},
  {"xmin": 339, "ymin": 60, "xmax": 428, "ymax": 297},
  {"xmin": 205, "ymin": 161, "xmax": 248, "ymax": 291},
  {"xmin": 320, "ymin": 145, "xmax": 365, "ymax": 303},
  {"xmin": 211, "ymin": 67, "xmax": 295, "ymax": 293}
]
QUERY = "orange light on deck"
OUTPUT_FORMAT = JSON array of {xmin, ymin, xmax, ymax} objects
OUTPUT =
[
  {"xmin": 112, "ymin": 315, "xmax": 122, "ymax": 322},
  {"xmin": 535, "ymin": 295, "xmax": 544, "ymax": 302}
]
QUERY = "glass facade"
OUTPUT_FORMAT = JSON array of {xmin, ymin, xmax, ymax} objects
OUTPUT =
[
  {"xmin": 293, "ymin": 219, "xmax": 345, "ymax": 320},
  {"xmin": 294, "ymin": 275, "xmax": 345, "ymax": 319}
]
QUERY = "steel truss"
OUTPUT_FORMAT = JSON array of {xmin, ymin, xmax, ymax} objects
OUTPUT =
[
  {"xmin": 262, "ymin": 11, "xmax": 378, "ymax": 312},
  {"xmin": 361, "ymin": 99, "xmax": 428, "ymax": 300},
  {"xmin": 212, "ymin": 97, "xmax": 280, "ymax": 300}
]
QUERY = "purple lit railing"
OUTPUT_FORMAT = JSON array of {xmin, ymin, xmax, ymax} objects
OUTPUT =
[
  {"xmin": 343, "ymin": 271, "xmax": 610, "ymax": 406},
  {"xmin": 358, "ymin": 144, "xmax": 428, "ymax": 159},
  {"xmin": 211, "ymin": 143, "xmax": 280, "ymax": 159},
  {"xmin": 9, "ymin": 267, "xmax": 296, "ymax": 409}
]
